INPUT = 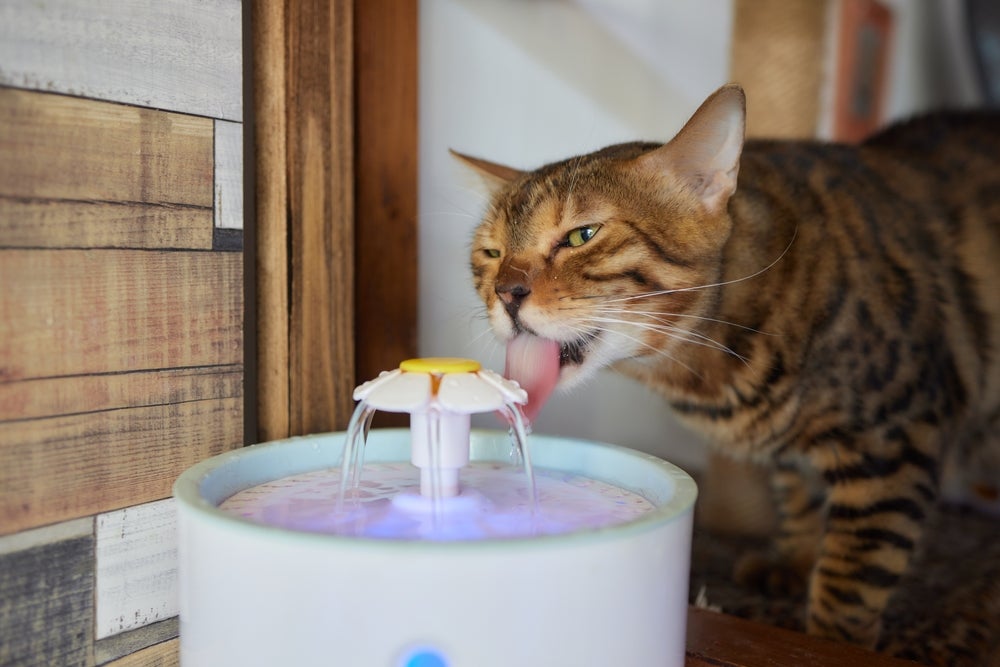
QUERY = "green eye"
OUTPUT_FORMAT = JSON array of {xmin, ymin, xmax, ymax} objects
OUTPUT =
[
  {"xmin": 484, "ymin": 248, "xmax": 501, "ymax": 258},
  {"xmin": 566, "ymin": 224, "xmax": 601, "ymax": 248}
]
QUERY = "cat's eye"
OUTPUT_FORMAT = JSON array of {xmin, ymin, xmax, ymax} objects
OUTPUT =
[
  {"xmin": 565, "ymin": 224, "xmax": 601, "ymax": 248},
  {"xmin": 483, "ymin": 248, "xmax": 501, "ymax": 258}
]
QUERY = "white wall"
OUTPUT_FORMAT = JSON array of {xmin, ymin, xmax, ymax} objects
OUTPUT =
[{"xmin": 418, "ymin": 0, "xmax": 734, "ymax": 471}]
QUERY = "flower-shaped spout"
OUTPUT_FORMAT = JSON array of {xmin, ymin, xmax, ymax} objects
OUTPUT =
[{"xmin": 353, "ymin": 358, "xmax": 527, "ymax": 497}]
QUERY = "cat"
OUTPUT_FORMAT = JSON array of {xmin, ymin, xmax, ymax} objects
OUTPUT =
[{"xmin": 456, "ymin": 84, "xmax": 1000, "ymax": 652}]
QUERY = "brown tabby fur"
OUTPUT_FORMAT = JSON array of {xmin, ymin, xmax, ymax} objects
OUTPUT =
[{"xmin": 460, "ymin": 85, "xmax": 1000, "ymax": 657}]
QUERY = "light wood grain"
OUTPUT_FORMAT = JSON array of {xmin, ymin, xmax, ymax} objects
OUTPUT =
[
  {"xmin": 0, "ymin": 395, "xmax": 241, "ymax": 534},
  {"xmin": 94, "ymin": 618, "xmax": 179, "ymax": 666},
  {"xmin": 253, "ymin": 0, "xmax": 356, "ymax": 439},
  {"xmin": 96, "ymin": 499, "xmax": 177, "ymax": 639},
  {"xmin": 0, "ymin": 88, "xmax": 213, "ymax": 207},
  {"xmin": 287, "ymin": 0, "xmax": 356, "ymax": 436},
  {"xmin": 0, "ymin": 365, "xmax": 242, "ymax": 423},
  {"xmin": 252, "ymin": 0, "xmax": 291, "ymax": 441},
  {"xmin": 354, "ymin": 0, "xmax": 419, "ymax": 400},
  {"xmin": 0, "ymin": 199, "xmax": 213, "ymax": 250},
  {"xmin": 0, "ymin": 250, "xmax": 241, "ymax": 382},
  {"xmin": 0, "ymin": 0, "xmax": 241, "ymax": 121},
  {"xmin": 103, "ymin": 638, "xmax": 179, "ymax": 667},
  {"xmin": 0, "ymin": 89, "xmax": 216, "ymax": 252},
  {"xmin": 0, "ymin": 248, "xmax": 243, "ymax": 533}
]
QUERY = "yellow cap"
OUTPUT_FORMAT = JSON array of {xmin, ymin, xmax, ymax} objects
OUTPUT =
[{"xmin": 399, "ymin": 357, "xmax": 481, "ymax": 375}]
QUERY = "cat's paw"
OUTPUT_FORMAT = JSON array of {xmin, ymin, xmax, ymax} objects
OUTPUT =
[
  {"xmin": 733, "ymin": 550, "xmax": 810, "ymax": 597},
  {"xmin": 807, "ymin": 604, "xmax": 881, "ymax": 649}
]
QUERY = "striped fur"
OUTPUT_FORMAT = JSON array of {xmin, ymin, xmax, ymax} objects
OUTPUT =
[{"xmin": 464, "ymin": 85, "xmax": 1000, "ymax": 655}]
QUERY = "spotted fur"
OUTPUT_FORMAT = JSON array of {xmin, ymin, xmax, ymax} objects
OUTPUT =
[{"xmin": 461, "ymin": 85, "xmax": 1000, "ymax": 655}]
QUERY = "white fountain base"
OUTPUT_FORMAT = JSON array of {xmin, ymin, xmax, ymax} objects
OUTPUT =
[{"xmin": 174, "ymin": 429, "xmax": 697, "ymax": 667}]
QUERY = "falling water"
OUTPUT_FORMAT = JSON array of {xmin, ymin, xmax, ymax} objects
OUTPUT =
[
  {"xmin": 500, "ymin": 404, "xmax": 537, "ymax": 517},
  {"xmin": 337, "ymin": 400, "xmax": 376, "ymax": 509}
]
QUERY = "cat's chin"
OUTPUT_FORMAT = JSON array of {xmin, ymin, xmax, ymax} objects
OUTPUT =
[{"xmin": 554, "ymin": 333, "xmax": 618, "ymax": 390}]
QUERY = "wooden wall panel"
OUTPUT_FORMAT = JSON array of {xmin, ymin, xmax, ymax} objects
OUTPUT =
[
  {"xmin": 214, "ymin": 119, "xmax": 245, "ymax": 230},
  {"xmin": 95, "ymin": 618, "xmax": 179, "ymax": 666},
  {"xmin": 1, "ymin": 396, "xmax": 240, "ymax": 535},
  {"xmin": 0, "ymin": 200, "xmax": 213, "ymax": 250},
  {"xmin": 104, "ymin": 639, "xmax": 179, "ymax": 667},
  {"xmin": 0, "ymin": 89, "xmax": 215, "ymax": 252},
  {"xmin": 0, "ymin": 250, "xmax": 241, "ymax": 381},
  {"xmin": 0, "ymin": 366, "xmax": 241, "ymax": 424},
  {"xmin": 0, "ymin": 0, "xmax": 245, "ymax": 661},
  {"xmin": 95, "ymin": 500, "xmax": 178, "ymax": 639},
  {"xmin": 0, "ymin": 0, "xmax": 242, "ymax": 121},
  {"xmin": 106, "ymin": 639, "xmax": 180, "ymax": 667},
  {"xmin": 0, "ymin": 89, "xmax": 213, "ymax": 206},
  {"xmin": 0, "ymin": 102, "xmax": 243, "ymax": 536}
]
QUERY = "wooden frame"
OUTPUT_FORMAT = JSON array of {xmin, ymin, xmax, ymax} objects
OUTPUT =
[{"xmin": 251, "ymin": 0, "xmax": 417, "ymax": 441}]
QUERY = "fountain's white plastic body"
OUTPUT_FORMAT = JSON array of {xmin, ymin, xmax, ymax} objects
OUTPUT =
[{"xmin": 174, "ymin": 429, "xmax": 697, "ymax": 667}]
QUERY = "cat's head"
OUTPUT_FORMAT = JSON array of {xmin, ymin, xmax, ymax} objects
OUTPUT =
[{"xmin": 458, "ymin": 85, "xmax": 746, "ymax": 416}]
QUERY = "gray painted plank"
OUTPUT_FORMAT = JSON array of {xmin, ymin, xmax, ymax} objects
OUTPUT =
[
  {"xmin": 214, "ymin": 119, "xmax": 245, "ymax": 229},
  {"xmin": 0, "ymin": 519, "xmax": 95, "ymax": 667},
  {"xmin": 0, "ymin": 0, "xmax": 242, "ymax": 121}
]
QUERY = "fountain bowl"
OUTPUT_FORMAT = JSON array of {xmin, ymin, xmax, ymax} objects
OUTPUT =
[{"xmin": 174, "ymin": 428, "xmax": 697, "ymax": 666}]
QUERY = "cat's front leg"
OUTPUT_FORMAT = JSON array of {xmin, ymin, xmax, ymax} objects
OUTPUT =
[
  {"xmin": 806, "ymin": 451, "xmax": 935, "ymax": 648},
  {"xmin": 734, "ymin": 461, "xmax": 824, "ymax": 598}
]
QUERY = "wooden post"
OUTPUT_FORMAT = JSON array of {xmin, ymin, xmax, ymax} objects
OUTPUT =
[
  {"xmin": 353, "ymin": 0, "xmax": 419, "ymax": 388},
  {"xmin": 252, "ymin": 0, "xmax": 357, "ymax": 440}
]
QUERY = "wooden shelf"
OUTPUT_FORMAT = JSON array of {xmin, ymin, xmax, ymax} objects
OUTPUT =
[{"xmin": 686, "ymin": 608, "xmax": 919, "ymax": 666}]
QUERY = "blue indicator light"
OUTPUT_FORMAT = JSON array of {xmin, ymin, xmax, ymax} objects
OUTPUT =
[{"xmin": 401, "ymin": 647, "xmax": 448, "ymax": 667}]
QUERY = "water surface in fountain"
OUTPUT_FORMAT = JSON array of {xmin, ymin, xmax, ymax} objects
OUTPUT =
[
  {"xmin": 219, "ymin": 358, "xmax": 655, "ymax": 541},
  {"xmin": 219, "ymin": 461, "xmax": 654, "ymax": 541}
]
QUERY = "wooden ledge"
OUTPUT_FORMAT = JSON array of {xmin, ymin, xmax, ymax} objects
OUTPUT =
[{"xmin": 687, "ymin": 608, "xmax": 919, "ymax": 666}]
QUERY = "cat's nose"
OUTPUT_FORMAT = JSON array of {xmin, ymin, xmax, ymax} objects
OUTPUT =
[{"xmin": 496, "ymin": 282, "xmax": 531, "ymax": 319}]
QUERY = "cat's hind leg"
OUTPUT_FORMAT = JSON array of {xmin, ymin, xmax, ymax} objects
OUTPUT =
[{"xmin": 806, "ymin": 426, "xmax": 939, "ymax": 648}]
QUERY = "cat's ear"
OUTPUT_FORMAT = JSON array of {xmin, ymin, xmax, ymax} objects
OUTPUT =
[
  {"xmin": 450, "ymin": 149, "xmax": 522, "ymax": 193},
  {"xmin": 641, "ymin": 84, "xmax": 746, "ymax": 214}
]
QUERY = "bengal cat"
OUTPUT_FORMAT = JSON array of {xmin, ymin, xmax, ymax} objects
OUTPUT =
[{"xmin": 458, "ymin": 84, "xmax": 1000, "ymax": 653}]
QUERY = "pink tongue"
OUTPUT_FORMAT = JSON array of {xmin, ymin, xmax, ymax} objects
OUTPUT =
[{"xmin": 504, "ymin": 335, "xmax": 561, "ymax": 423}]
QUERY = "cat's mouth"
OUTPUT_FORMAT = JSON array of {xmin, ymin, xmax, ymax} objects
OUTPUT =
[
  {"xmin": 504, "ymin": 331, "xmax": 599, "ymax": 422},
  {"xmin": 559, "ymin": 332, "xmax": 598, "ymax": 367}
]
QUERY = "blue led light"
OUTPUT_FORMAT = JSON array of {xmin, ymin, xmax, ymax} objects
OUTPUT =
[{"xmin": 401, "ymin": 647, "xmax": 448, "ymax": 667}]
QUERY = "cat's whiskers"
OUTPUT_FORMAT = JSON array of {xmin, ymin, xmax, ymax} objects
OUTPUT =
[
  {"xmin": 587, "ymin": 314, "xmax": 749, "ymax": 365},
  {"xmin": 563, "ymin": 300, "xmax": 766, "ymax": 363},
  {"xmin": 614, "ymin": 308, "xmax": 780, "ymax": 337},
  {"xmin": 561, "ymin": 316, "xmax": 705, "ymax": 379}
]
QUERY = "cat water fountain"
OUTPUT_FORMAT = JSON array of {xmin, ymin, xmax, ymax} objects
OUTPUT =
[{"xmin": 174, "ymin": 358, "xmax": 697, "ymax": 666}]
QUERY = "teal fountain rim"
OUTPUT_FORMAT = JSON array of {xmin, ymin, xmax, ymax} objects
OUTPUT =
[{"xmin": 173, "ymin": 428, "xmax": 698, "ymax": 551}]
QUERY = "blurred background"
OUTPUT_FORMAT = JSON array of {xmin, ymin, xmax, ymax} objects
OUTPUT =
[{"xmin": 417, "ymin": 0, "xmax": 997, "ymax": 472}]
